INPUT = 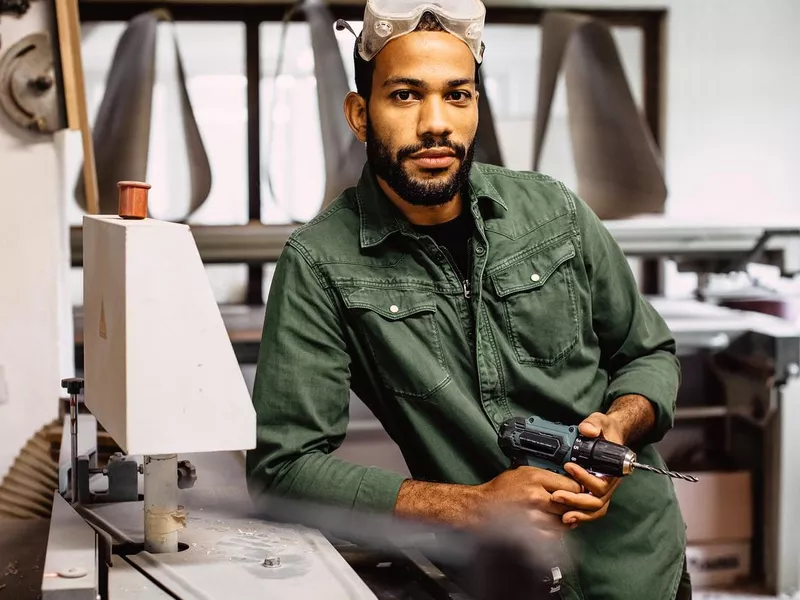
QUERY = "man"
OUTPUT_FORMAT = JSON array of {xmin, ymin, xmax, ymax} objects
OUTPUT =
[{"xmin": 246, "ymin": 1, "xmax": 690, "ymax": 598}]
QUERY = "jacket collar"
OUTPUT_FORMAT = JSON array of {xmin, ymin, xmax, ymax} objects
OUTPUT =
[{"xmin": 356, "ymin": 162, "xmax": 507, "ymax": 249}]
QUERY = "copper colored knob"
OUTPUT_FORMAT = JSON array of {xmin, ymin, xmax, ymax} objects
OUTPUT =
[{"xmin": 117, "ymin": 181, "xmax": 151, "ymax": 219}]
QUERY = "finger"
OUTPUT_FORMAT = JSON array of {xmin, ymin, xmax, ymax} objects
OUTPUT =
[
  {"xmin": 578, "ymin": 413, "xmax": 607, "ymax": 438},
  {"xmin": 592, "ymin": 474, "xmax": 622, "ymax": 500},
  {"xmin": 531, "ymin": 468, "xmax": 582, "ymax": 495},
  {"xmin": 550, "ymin": 491, "xmax": 605, "ymax": 512},
  {"xmin": 562, "ymin": 505, "xmax": 609, "ymax": 525},
  {"xmin": 563, "ymin": 463, "xmax": 612, "ymax": 495},
  {"xmin": 563, "ymin": 463, "xmax": 614, "ymax": 497},
  {"xmin": 605, "ymin": 477, "xmax": 623, "ymax": 498},
  {"xmin": 541, "ymin": 497, "xmax": 572, "ymax": 517},
  {"xmin": 528, "ymin": 510, "xmax": 575, "ymax": 535}
]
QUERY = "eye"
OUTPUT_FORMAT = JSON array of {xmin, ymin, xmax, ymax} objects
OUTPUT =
[
  {"xmin": 448, "ymin": 90, "xmax": 472, "ymax": 103},
  {"xmin": 391, "ymin": 90, "xmax": 417, "ymax": 102}
]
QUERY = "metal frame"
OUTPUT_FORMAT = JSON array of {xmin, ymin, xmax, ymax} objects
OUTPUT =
[
  {"xmin": 71, "ymin": 2, "xmax": 668, "ymax": 302},
  {"xmin": 767, "ymin": 375, "xmax": 800, "ymax": 594},
  {"xmin": 41, "ymin": 493, "xmax": 99, "ymax": 600},
  {"xmin": 69, "ymin": 220, "xmax": 800, "ymax": 274}
]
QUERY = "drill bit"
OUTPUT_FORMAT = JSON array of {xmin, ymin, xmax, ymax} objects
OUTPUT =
[{"xmin": 632, "ymin": 462, "xmax": 699, "ymax": 483}]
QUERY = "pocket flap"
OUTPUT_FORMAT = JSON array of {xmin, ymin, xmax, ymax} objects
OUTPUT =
[
  {"xmin": 490, "ymin": 239, "xmax": 576, "ymax": 298},
  {"xmin": 342, "ymin": 287, "xmax": 436, "ymax": 320}
]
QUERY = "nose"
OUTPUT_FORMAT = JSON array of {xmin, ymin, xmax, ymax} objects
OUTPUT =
[{"xmin": 417, "ymin": 97, "xmax": 452, "ymax": 139}]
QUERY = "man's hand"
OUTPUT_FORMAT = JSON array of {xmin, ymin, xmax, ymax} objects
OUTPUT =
[
  {"xmin": 550, "ymin": 396, "xmax": 657, "ymax": 525},
  {"xmin": 476, "ymin": 466, "xmax": 585, "ymax": 538},
  {"xmin": 550, "ymin": 412, "xmax": 625, "ymax": 525},
  {"xmin": 395, "ymin": 467, "xmax": 584, "ymax": 540}
]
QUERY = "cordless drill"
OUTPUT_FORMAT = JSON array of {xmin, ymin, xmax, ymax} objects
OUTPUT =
[{"xmin": 498, "ymin": 415, "xmax": 698, "ymax": 482}]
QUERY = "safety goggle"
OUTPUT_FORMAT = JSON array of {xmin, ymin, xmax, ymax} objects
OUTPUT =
[{"xmin": 345, "ymin": 0, "xmax": 486, "ymax": 64}]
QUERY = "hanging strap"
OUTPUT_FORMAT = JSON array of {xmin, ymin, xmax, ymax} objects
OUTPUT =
[
  {"xmin": 74, "ymin": 10, "xmax": 212, "ymax": 220},
  {"xmin": 302, "ymin": 0, "xmax": 366, "ymax": 212},
  {"xmin": 474, "ymin": 73, "xmax": 504, "ymax": 166},
  {"xmin": 533, "ymin": 11, "xmax": 666, "ymax": 220}
]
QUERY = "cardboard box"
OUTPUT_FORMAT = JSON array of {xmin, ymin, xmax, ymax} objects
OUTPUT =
[
  {"xmin": 672, "ymin": 471, "xmax": 752, "ymax": 543},
  {"xmin": 685, "ymin": 542, "xmax": 751, "ymax": 588},
  {"xmin": 673, "ymin": 471, "xmax": 754, "ymax": 588}
]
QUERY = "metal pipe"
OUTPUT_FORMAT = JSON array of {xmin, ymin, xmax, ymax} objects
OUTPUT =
[
  {"xmin": 70, "ymin": 391, "xmax": 78, "ymax": 505},
  {"xmin": 143, "ymin": 454, "xmax": 179, "ymax": 553},
  {"xmin": 674, "ymin": 406, "xmax": 730, "ymax": 420}
]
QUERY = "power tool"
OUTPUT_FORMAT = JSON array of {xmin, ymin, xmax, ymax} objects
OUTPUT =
[{"xmin": 498, "ymin": 415, "xmax": 698, "ymax": 483}]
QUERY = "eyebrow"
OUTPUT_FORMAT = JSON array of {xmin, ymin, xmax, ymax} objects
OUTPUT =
[{"xmin": 382, "ymin": 77, "xmax": 475, "ymax": 89}]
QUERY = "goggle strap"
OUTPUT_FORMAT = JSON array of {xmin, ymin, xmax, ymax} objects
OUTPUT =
[{"xmin": 335, "ymin": 18, "xmax": 358, "ymax": 39}]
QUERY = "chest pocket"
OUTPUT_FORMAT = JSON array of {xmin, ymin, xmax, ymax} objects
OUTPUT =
[
  {"xmin": 342, "ymin": 287, "xmax": 451, "ymax": 400},
  {"xmin": 490, "ymin": 238, "xmax": 580, "ymax": 367}
]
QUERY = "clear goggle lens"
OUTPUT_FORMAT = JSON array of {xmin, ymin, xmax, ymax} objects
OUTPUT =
[{"xmin": 356, "ymin": 0, "xmax": 486, "ymax": 63}]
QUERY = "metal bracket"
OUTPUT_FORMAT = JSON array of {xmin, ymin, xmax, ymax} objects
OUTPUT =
[
  {"xmin": 0, "ymin": 31, "xmax": 60, "ymax": 132},
  {"xmin": 725, "ymin": 228, "xmax": 800, "ymax": 276},
  {"xmin": 73, "ymin": 453, "xmax": 140, "ymax": 505}
]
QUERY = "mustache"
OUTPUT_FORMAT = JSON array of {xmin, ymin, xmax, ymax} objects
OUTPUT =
[{"xmin": 396, "ymin": 137, "xmax": 467, "ymax": 162}]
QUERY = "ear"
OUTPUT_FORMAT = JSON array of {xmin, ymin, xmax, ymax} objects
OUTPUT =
[{"xmin": 344, "ymin": 91, "xmax": 368, "ymax": 143}]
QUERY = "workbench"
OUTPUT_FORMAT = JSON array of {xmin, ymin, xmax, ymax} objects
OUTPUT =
[{"xmin": 0, "ymin": 450, "xmax": 454, "ymax": 600}]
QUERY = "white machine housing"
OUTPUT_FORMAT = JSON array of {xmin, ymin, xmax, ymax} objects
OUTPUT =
[{"xmin": 82, "ymin": 214, "xmax": 256, "ymax": 455}]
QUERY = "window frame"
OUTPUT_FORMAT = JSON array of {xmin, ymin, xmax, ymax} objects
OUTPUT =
[{"xmin": 72, "ymin": 2, "xmax": 668, "ymax": 302}]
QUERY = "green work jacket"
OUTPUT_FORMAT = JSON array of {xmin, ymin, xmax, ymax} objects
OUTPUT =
[{"xmin": 246, "ymin": 162, "xmax": 687, "ymax": 600}]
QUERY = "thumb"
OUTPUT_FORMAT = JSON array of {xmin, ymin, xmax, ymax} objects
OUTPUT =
[{"xmin": 578, "ymin": 414, "xmax": 605, "ymax": 438}]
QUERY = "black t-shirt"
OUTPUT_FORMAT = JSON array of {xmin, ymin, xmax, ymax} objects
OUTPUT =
[{"xmin": 413, "ymin": 207, "xmax": 474, "ymax": 280}]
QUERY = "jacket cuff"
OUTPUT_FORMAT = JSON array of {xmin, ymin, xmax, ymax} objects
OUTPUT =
[
  {"xmin": 605, "ymin": 371, "xmax": 676, "ymax": 446},
  {"xmin": 353, "ymin": 467, "xmax": 407, "ymax": 513}
]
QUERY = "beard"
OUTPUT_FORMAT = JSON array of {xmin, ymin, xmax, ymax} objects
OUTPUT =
[{"xmin": 365, "ymin": 118, "xmax": 477, "ymax": 207}]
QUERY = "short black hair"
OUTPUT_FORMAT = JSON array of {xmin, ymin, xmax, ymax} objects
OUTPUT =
[{"xmin": 354, "ymin": 11, "xmax": 481, "ymax": 101}]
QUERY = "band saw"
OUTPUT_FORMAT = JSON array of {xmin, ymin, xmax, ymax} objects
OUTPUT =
[{"xmin": 39, "ymin": 180, "xmax": 382, "ymax": 600}]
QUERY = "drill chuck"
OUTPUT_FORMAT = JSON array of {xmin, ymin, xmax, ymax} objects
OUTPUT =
[{"xmin": 570, "ymin": 436, "xmax": 636, "ymax": 477}]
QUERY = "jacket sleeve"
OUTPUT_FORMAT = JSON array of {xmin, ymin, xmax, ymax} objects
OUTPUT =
[
  {"xmin": 245, "ymin": 239, "xmax": 406, "ymax": 512},
  {"xmin": 571, "ymin": 189, "xmax": 681, "ymax": 445}
]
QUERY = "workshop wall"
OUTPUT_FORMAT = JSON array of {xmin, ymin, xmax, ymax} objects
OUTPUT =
[{"xmin": 0, "ymin": 7, "xmax": 75, "ymax": 480}]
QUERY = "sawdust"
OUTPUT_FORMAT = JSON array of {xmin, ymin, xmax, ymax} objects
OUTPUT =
[{"xmin": 2, "ymin": 562, "xmax": 18, "ymax": 577}]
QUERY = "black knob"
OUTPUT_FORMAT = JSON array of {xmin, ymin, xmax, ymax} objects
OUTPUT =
[
  {"xmin": 4, "ymin": 0, "xmax": 30, "ymax": 16},
  {"xmin": 29, "ymin": 75, "xmax": 53, "ymax": 91},
  {"xmin": 177, "ymin": 460, "xmax": 197, "ymax": 489},
  {"xmin": 61, "ymin": 378, "xmax": 84, "ymax": 395}
]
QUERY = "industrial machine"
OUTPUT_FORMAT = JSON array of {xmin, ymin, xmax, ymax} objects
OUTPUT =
[{"xmin": 39, "ymin": 181, "xmax": 380, "ymax": 600}]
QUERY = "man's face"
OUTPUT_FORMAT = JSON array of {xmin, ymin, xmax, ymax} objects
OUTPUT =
[{"xmin": 364, "ymin": 30, "xmax": 479, "ymax": 207}]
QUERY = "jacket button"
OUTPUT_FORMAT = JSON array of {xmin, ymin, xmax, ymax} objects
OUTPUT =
[
  {"xmin": 530, "ymin": 273, "xmax": 540, "ymax": 282},
  {"xmin": 475, "ymin": 245, "xmax": 485, "ymax": 255},
  {"xmin": 390, "ymin": 305, "xmax": 399, "ymax": 313}
]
